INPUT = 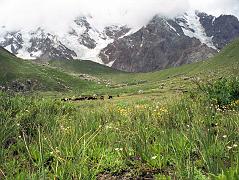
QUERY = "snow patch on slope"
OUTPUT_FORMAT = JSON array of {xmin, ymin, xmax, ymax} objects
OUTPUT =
[
  {"xmin": 165, "ymin": 21, "xmax": 180, "ymax": 36},
  {"xmin": 58, "ymin": 18, "xmax": 114, "ymax": 64},
  {"xmin": 179, "ymin": 11, "xmax": 217, "ymax": 50},
  {"xmin": 119, "ymin": 26, "xmax": 141, "ymax": 39},
  {"xmin": 106, "ymin": 60, "xmax": 115, "ymax": 67},
  {"xmin": 5, "ymin": 45, "xmax": 11, "ymax": 52},
  {"xmin": 0, "ymin": 19, "xmax": 118, "ymax": 63},
  {"xmin": 18, "ymin": 30, "xmax": 38, "ymax": 59}
]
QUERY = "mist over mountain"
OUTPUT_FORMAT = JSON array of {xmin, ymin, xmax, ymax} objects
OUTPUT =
[
  {"xmin": 0, "ymin": 0, "xmax": 238, "ymax": 32},
  {"xmin": 0, "ymin": 0, "xmax": 239, "ymax": 72}
]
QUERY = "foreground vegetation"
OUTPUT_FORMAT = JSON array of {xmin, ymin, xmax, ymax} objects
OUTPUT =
[{"xmin": 1, "ymin": 77, "xmax": 239, "ymax": 179}]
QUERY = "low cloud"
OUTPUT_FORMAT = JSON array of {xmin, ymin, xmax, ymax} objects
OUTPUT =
[
  {"xmin": 189, "ymin": 0, "xmax": 239, "ymax": 17},
  {"xmin": 0, "ymin": 0, "xmax": 238, "ymax": 32}
]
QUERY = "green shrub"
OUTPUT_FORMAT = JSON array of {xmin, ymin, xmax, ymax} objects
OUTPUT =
[{"xmin": 198, "ymin": 77, "xmax": 239, "ymax": 109}]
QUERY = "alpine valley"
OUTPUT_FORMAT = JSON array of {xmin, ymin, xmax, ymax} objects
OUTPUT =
[{"xmin": 1, "ymin": 4, "xmax": 239, "ymax": 179}]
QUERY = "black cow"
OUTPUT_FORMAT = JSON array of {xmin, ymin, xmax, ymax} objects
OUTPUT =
[
  {"xmin": 61, "ymin": 98, "xmax": 71, "ymax": 102},
  {"xmin": 74, "ymin": 97, "xmax": 87, "ymax": 101},
  {"xmin": 87, "ymin": 96, "xmax": 98, "ymax": 100}
]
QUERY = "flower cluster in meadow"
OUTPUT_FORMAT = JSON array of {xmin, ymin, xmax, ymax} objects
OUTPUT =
[
  {"xmin": 116, "ymin": 103, "xmax": 168, "ymax": 119},
  {"xmin": 231, "ymin": 99, "xmax": 239, "ymax": 108},
  {"xmin": 210, "ymin": 99, "xmax": 239, "ymax": 112},
  {"xmin": 152, "ymin": 105, "xmax": 168, "ymax": 118}
]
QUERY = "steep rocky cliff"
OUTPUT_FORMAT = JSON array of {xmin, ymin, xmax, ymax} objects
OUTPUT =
[{"xmin": 100, "ymin": 15, "xmax": 216, "ymax": 72}]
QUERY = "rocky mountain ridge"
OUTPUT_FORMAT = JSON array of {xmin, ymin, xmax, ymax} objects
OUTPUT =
[
  {"xmin": 0, "ymin": 17, "xmax": 130, "ymax": 63},
  {"xmin": 1, "ymin": 11, "xmax": 239, "ymax": 72},
  {"xmin": 100, "ymin": 11, "xmax": 239, "ymax": 72}
]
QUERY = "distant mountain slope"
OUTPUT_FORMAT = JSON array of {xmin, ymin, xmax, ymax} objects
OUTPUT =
[
  {"xmin": 106, "ymin": 38, "xmax": 239, "ymax": 87},
  {"xmin": 100, "ymin": 15, "xmax": 216, "ymax": 72},
  {"xmin": 0, "ymin": 11, "xmax": 239, "ymax": 73},
  {"xmin": 49, "ymin": 38, "xmax": 239, "ymax": 85},
  {"xmin": 101, "ymin": 12, "xmax": 239, "ymax": 72},
  {"xmin": 197, "ymin": 13, "xmax": 239, "ymax": 49},
  {"xmin": 0, "ymin": 17, "xmax": 130, "ymax": 64}
]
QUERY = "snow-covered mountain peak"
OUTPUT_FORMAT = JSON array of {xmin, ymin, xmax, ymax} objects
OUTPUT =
[
  {"xmin": 1, "ymin": 11, "xmax": 239, "ymax": 71},
  {"xmin": 0, "ymin": 16, "xmax": 131, "ymax": 64}
]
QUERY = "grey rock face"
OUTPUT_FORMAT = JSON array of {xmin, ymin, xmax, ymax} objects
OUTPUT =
[
  {"xmin": 74, "ymin": 17, "xmax": 97, "ymax": 49},
  {"xmin": 0, "ymin": 28, "xmax": 77, "ymax": 60},
  {"xmin": 197, "ymin": 12, "xmax": 239, "ymax": 49},
  {"xmin": 78, "ymin": 31, "xmax": 97, "ymax": 49},
  {"xmin": 0, "ymin": 31, "xmax": 23, "ymax": 54},
  {"xmin": 28, "ymin": 29, "xmax": 77, "ymax": 60},
  {"xmin": 100, "ymin": 16, "xmax": 216, "ymax": 72},
  {"xmin": 0, "ymin": 16, "xmax": 129, "ymax": 62},
  {"xmin": 6, "ymin": 80, "xmax": 39, "ymax": 92},
  {"xmin": 104, "ymin": 25, "xmax": 130, "ymax": 39}
]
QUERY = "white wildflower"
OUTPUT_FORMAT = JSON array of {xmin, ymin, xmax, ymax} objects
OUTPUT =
[
  {"xmin": 115, "ymin": 148, "xmax": 123, "ymax": 151},
  {"xmin": 151, "ymin": 156, "xmax": 157, "ymax": 160}
]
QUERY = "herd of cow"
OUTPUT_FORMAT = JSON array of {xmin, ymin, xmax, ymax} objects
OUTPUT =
[{"xmin": 61, "ymin": 95, "xmax": 114, "ymax": 102}]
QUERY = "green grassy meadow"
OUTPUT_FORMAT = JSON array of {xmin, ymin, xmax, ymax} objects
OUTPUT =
[{"xmin": 0, "ymin": 39, "xmax": 239, "ymax": 179}]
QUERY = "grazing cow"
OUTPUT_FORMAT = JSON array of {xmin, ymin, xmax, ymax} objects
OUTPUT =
[
  {"xmin": 88, "ymin": 96, "xmax": 97, "ymax": 100},
  {"xmin": 62, "ymin": 95, "xmax": 100, "ymax": 102},
  {"xmin": 87, "ymin": 96, "xmax": 93, "ymax": 100},
  {"xmin": 108, "ymin": 95, "xmax": 113, "ymax": 99},
  {"xmin": 61, "ymin": 98, "xmax": 71, "ymax": 102},
  {"xmin": 74, "ymin": 97, "xmax": 86, "ymax": 101}
]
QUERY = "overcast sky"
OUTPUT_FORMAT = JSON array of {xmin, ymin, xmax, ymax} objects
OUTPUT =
[{"xmin": 0, "ymin": 0, "xmax": 239, "ymax": 32}]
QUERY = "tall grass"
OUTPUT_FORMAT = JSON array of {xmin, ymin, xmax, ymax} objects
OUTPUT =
[{"xmin": 0, "ymin": 78, "xmax": 239, "ymax": 179}]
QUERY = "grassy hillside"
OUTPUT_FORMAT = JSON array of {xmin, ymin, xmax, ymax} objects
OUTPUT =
[
  {"xmin": 0, "ymin": 48, "xmax": 107, "ymax": 94},
  {"xmin": 49, "ymin": 59, "xmax": 125, "ymax": 76}
]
